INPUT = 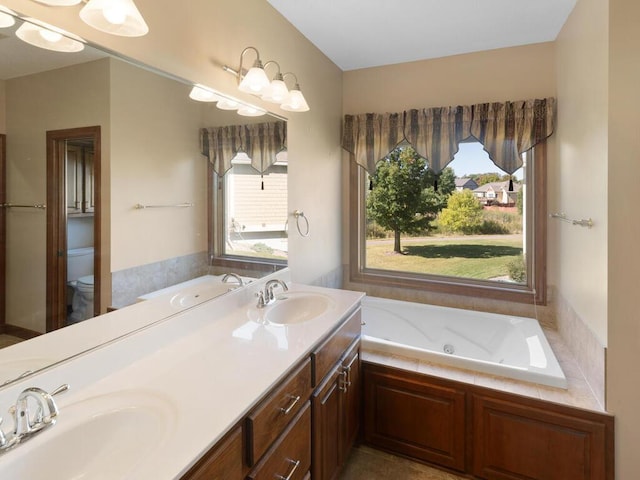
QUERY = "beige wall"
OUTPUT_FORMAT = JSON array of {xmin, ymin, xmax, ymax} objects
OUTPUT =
[
  {"xmin": 3, "ymin": 0, "xmax": 345, "ymax": 287},
  {"xmin": 5, "ymin": 59, "xmax": 110, "ymax": 332},
  {"xmin": 109, "ymin": 59, "xmax": 207, "ymax": 272},
  {"xmin": 342, "ymin": 43, "xmax": 557, "ymax": 318},
  {"xmin": 555, "ymin": 0, "xmax": 609, "ymax": 346},
  {"xmin": 607, "ymin": 0, "xmax": 640, "ymax": 477},
  {"xmin": 0, "ymin": 79, "xmax": 6, "ymax": 133}
]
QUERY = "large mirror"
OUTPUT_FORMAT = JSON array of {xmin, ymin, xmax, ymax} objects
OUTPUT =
[{"xmin": 0, "ymin": 12, "xmax": 287, "ymax": 387}]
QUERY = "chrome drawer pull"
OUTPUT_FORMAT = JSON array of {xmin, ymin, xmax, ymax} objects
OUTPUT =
[
  {"xmin": 338, "ymin": 371, "xmax": 349, "ymax": 392},
  {"xmin": 277, "ymin": 458, "xmax": 300, "ymax": 480},
  {"xmin": 279, "ymin": 395, "xmax": 301, "ymax": 415}
]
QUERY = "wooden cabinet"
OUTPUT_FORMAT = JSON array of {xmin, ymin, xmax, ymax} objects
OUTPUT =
[
  {"xmin": 181, "ymin": 426, "xmax": 244, "ymax": 480},
  {"xmin": 472, "ymin": 394, "xmax": 613, "ymax": 480},
  {"xmin": 312, "ymin": 310, "xmax": 362, "ymax": 480},
  {"xmin": 363, "ymin": 364, "xmax": 466, "ymax": 471},
  {"xmin": 180, "ymin": 306, "xmax": 362, "ymax": 480},
  {"xmin": 66, "ymin": 144, "xmax": 94, "ymax": 215},
  {"xmin": 362, "ymin": 362, "xmax": 615, "ymax": 480},
  {"xmin": 248, "ymin": 402, "xmax": 311, "ymax": 480}
]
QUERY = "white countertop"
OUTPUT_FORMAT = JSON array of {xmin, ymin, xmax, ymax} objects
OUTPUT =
[{"xmin": 0, "ymin": 279, "xmax": 364, "ymax": 479}]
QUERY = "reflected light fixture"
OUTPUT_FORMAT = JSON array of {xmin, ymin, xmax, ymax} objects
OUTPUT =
[
  {"xmin": 80, "ymin": 0, "xmax": 148, "ymax": 37},
  {"xmin": 280, "ymin": 72, "xmax": 310, "ymax": 112},
  {"xmin": 16, "ymin": 19, "xmax": 84, "ymax": 52},
  {"xmin": 0, "ymin": 6, "xmax": 15, "ymax": 28},
  {"xmin": 33, "ymin": 0, "xmax": 82, "ymax": 5},
  {"xmin": 223, "ymin": 46, "xmax": 310, "ymax": 113},
  {"xmin": 189, "ymin": 84, "xmax": 222, "ymax": 102},
  {"xmin": 237, "ymin": 104, "xmax": 267, "ymax": 117},
  {"xmin": 216, "ymin": 98, "xmax": 241, "ymax": 110}
]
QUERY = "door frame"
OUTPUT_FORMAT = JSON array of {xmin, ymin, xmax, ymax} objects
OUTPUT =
[{"xmin": 46, "ymin": 126, "xmax": 101, "ymax": 332}]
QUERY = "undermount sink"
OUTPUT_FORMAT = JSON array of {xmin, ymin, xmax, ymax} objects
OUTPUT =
[
  {"xmin": 1, "ymin": 390, "xmax": 176, "ymax": 480},
  {"xmin": 265, "ymin": 292, "xmax": 333, "ymax": 325}
]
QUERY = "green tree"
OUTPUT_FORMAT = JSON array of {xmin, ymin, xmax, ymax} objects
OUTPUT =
[
  {"xmin": 438, "ymin": 189, "xmax": 484, "ymax": 234},
  {"xmin": 516, "ymin": 188, "xmax": 524, "ymax": 215},
  {"xmin": 367, "ymin": 147, "xmax": 442, "ymax": 253},
  {"xmin": 435, "ymin": 166, "xmax": 456, "ymax": 196},
  {"xmin": 471, "ymin": 172, "xmax": 510, "ymax": 186}
]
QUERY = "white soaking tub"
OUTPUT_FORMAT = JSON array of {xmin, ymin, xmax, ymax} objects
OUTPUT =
[{"xmin": 361, "ymin": 296, "xmax": 567, "ymax": 389}]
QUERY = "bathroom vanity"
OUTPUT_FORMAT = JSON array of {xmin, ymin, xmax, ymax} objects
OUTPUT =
[{"xmin": 0, "ymin": 274, "xmax": 364, "ymax": 479}]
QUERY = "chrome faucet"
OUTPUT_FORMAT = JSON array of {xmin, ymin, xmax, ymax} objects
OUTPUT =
[
  {"xmin": 222, "ymin": 273, "xmax": 244, "ymax": 287},
  {"xmin": 0, "ymin": 384, "xmax": 69, "ymax": 453},
  {"xmin": 256, "ymin": 279, "xmax": 289, "ymax": 308}
]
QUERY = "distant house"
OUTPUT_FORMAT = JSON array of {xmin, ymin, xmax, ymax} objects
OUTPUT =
[
  {"xmin": 473, "ymin": 181, "xmax": 521, "ymax": 206},
  {"xmin": 455, "ymin": 177, "xmax": 479, "ymax": 191}
]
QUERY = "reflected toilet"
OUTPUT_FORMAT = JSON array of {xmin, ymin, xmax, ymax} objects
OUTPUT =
[{"xmin": 67, "ymin": 247, "xmax": 94, "ymax": 323}]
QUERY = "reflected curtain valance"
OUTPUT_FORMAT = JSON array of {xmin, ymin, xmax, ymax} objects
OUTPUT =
[
  {"xmin": 342, "ymin": 98, "xmax": 555, "ymax": 174},
  {"xmin": 200, "ymin": 120, "xmax": 287, "ymax": 175}
]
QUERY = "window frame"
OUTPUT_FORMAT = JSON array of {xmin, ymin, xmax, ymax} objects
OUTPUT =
[
  {"xmin": 348, "ymin": 142, "xmax": 547, "ymax": 305},
  {"xmin": 208, "ymin": 161, "xmax": 288, "ymax": 273}
]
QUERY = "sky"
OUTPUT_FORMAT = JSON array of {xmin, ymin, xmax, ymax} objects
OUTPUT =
[{"xmin": 448, "ymin": 142, "xmax": 524, "ymax": 180}]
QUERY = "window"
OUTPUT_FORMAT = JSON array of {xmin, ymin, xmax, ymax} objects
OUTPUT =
[
  {"xmin": 350, "ymin": 141, "xmax": 546, "ymax": 304},
  {"xmin": 210, "ymin": 152, "xmax": 288, "ymax": 269}
]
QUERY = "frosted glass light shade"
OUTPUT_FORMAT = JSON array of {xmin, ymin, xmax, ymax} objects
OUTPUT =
[
  {"xmin": 16, "ymin": 21, "xmax": 84, "ymax": 52},
  {"xmin": 80, "ymin": 0, "xmax": 148, "ymax": 37},
  {"xmin": 33, "ymin": 0, "xmax": 82, "ymax": 5},
  {"xmin": 237, "ymin": 105, "xmax": 266, "ymax": 117},
  {"xmin": 216, "ymin": 98, "xmax": 241, "ymax": 110},
  {"xmin": 189, "ymin": 85, "xmax": 222, "ymax": 102},
  {"xmin": 281, "ymin": 85, "xmax": 310, "ymax": 112},
  {"xmin": 262, "ymin": 78, "xmax": 289, "ymax": 103},
  {"xmin": 238, "ymin": 64, "xmax": 270, "ymax": 94},
  {"xmin": 0, "ymin": 12, "xmax": 15, "ymax": 28}
]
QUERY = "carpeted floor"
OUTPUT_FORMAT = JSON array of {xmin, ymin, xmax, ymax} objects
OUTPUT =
[{"xmin": 340, "ymin": 445, "xmax": 467, "ymax": 480}]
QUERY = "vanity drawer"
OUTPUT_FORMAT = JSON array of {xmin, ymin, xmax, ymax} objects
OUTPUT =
[
  {"xmin": 247, "ymin": 358, "xmax": 312, "ymax": 465},
  {"xmin": 312, "ymin": 308, "xmax": 361, "ymax": 386},
  {"xmin": 247, "ymin": 401, "xmax": 311, "ymax": 480},
  {"xmin": 181, "ymin": 425, "xmax": 244, "ymax": 480}
]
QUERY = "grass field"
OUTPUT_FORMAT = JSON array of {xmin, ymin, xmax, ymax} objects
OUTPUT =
[{"xmin": 365, "ymin": 235, "xmax": 523, "ymax": 280}]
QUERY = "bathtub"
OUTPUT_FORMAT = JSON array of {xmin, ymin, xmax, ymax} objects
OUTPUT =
[{"xmin": 361, "ymin": 296, "xmax": 567, "ymax": 389}]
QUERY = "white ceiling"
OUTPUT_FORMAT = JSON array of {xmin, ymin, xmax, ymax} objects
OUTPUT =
[{"xmin": 267, "ymin": 0, "xmax": 577, "ymax": 71}]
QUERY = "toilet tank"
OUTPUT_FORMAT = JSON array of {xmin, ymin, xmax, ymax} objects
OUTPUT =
[{"xmin": 67, "ymin": 247, "xmax": 94, "ymax": 282}]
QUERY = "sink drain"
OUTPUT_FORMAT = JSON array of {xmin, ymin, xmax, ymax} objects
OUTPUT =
[{"xmin": 443, "ymin": 344, "xmax": 455, "ymax": 355}]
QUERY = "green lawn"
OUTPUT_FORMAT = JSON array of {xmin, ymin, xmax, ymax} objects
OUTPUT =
[{"xmin": 366, "ymin": 236, "xmax": 523, "ymax": 280}]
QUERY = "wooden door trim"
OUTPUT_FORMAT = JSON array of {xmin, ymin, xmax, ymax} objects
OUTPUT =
[{"xmin": 46, "ymin": 126, "xmax": 101, "ymax": 332}]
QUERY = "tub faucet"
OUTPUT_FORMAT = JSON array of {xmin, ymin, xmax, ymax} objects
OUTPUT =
[
  {"xmin": 222, "ymin": 273, "xmax": 244, "ymax": 287},
  {"xmin": 256, "ymin": 279, "xmax": 289, "ymax": 308},
  {"xmin": 0, "ymin": 384, "xmax": 69, "ymax": 453}
]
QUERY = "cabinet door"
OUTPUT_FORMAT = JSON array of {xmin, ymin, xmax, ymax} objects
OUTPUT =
[
  {"xmin": 312, "ymin": 364, "xmax": 343, "ymax": 480},
  {"xmin": 83, "ymin": 150, "xmax": 95, "ymax": 213},
  {"xmin": 341, "ymin": 341, "xmax": 360, "ymax": 464},
  {"xmin": 363, "ymin": 364, "xmax": 466, "ymax": 471},
  {"xmin": 66, "ymin": 145, "xmax": 82, "ymax": 213},
  {"xmin": 473, "ymin": 394, "xmax": 612, "ymax": 480},
  {"xmin": 180, "ymin": 426, "xmax": 244, "ymax": 480}
]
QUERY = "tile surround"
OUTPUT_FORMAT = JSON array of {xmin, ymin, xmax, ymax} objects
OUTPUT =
[{"xmin": 111, "ymin": 252, "xmax": 210, "ymax": 308}]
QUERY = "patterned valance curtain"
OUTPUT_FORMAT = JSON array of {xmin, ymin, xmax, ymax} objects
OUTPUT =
[
  {"xmin": 404, "ymin": 106, "xmax": 472, "ymax": 174},
  {"xmin": 200, "ymin": 120, "xmax": 287, "ymax": 175},
  {"xmin": 342, "ymin": 98, "xmax": 555, "ymax": 175},
  {"xmin": 341, "ymin": 113, "xmax": 406, "ymax": 174}
]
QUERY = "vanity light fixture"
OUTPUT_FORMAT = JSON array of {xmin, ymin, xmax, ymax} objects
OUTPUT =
[
  {"xmin": 224, "ymin": 46, "xmax": 310, "ymax": 112},
  {"xmin": 280, "ymin": 72, "xmax": 310, "ymax": 112},
  {"xmin": 187, "ymin": 83, "xmax": 262, "ymax": 116},
  {"xmin": 16, "ymin": 19, "xmax": 84, "ymax": 52},
  {"xmin": 29, "ymin": 0, "xmax": 149, "ymax": 37}
]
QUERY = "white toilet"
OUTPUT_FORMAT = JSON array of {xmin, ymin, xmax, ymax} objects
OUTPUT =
[{"xmin": 67, "ymin": 247, "xmax": 95, "ymax": 323}]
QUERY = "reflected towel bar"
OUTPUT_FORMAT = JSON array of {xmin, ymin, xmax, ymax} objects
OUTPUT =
[
  {"xmin": 134, "ymin": 202, "xmax": 194, "ymax": 209},
  {"xmin": 549, "ymin": 212, "xmax": 593, "ymax": 228},
  {"xmin": 0, "ymin": 203, "xmax": 46, "ymax": 210}
]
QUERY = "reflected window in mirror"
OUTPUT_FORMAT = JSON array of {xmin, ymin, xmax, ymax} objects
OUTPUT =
[{"xmin": 223, "ymin": 153, "xmax": 288, "ymax": 261}]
